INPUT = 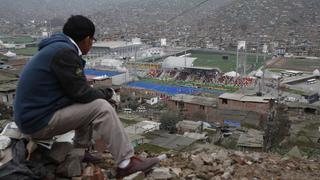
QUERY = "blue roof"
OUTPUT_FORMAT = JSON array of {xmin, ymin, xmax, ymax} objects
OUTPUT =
[
  {"xmin": 224, "ymin": 120, "xmax": 241, "ymax": 127},
  {"xmin": 127, "ymin": 81, "xmax": 225, "ymax": 95},
  {"xmin": 84, "ymin": 69, "xmax": 122, "ymax": 77}
]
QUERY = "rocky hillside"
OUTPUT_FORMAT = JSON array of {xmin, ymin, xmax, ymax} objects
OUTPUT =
[{"xmin": 100, "ymin": 146, "xmax": 320, "ymax": 179}]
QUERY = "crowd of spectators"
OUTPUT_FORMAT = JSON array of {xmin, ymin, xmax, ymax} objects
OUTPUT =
[{"xmin": 147, "ymin": 69, "xmax": 256, "ymax": 87}]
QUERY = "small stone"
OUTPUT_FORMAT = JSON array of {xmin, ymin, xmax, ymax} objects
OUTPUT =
[
  {"xmin": 211, "ymin": 176, "xmax": 222, "ymax": 180},
  {"xmin": 240, "ymin": 178, "xmax": 249, "ymax": 180},
  {"xmin": 199, "ymin": 152, "xmax": 213, "ymax": 164},
  {"xmin": 157, "ymin": 154, "xmax": 167, "ymax": 161},
  {"xmin": 139, "ymin": 151, "xmax": 148, "ymax": 158},
  {"xmin": 221, "ymin": 171, "xmax": 231, "ymax": 179},
  {"xmin": 225, "ymin": 166, "xmax": 234, "ymax": 175},
  {"xmin": 124, "ymin": 171, "xmax": 145, "ymax": 180},
  {"xmin": 71, "ymin": 177, "xmax": 82, "ymax": 180},
  {"xmin": 230, "ymin": 154, "xmax": 245, "ymax": 165},
  {"xmin": 215, "ymin": 150, "xmax": 228, "ymax": 162},
  {"xmin": 234, "ymin": 151, "xmax": 245, "ymax": 157},
  {"xmin": 223, "ymin": 159, "xmax": 233, "ymax": 167},
  {"xmin": 170, "ymin": 168, "xmax": 182, "ymax": 176},
  {"xmin": 186, "ymin": 174, "xmax": 196, "ymax": 179},
  {"xmin": 83, "ymin": 165, "xmax": 94, "ymax": 177},
  {"xmin": 197, "ymin": 172, "xmax": 210, "ymax": 179},
  {"xmin": 285, "ymin": 146, "xmax": 302, "ymax": 159},
  {"xmin": 150, "ymin": 167, "xmax": 173, "ymax": 179},
  {"xmin": 190, "ymin": 155, "xmax": 204, "ymax": 169},
  {"xmin": 251, "ymin": 152, "xmax": 261, "ymax": 162}
]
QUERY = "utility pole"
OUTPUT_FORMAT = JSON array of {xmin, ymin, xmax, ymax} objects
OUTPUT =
[
  {"xmin": 184, "ymin": 26, "xmax": 188, "ymax": 68},
  {"xmin": 255, "ymin": 41, "xmax": 259, "ymax": 65},
  {"xmin": 184, "ymin": 34, "xmax": 187, "ymax": 67}
]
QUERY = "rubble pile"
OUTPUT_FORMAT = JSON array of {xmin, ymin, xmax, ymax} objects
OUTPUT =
[
  {"xmin": 0, "ymin": 122, "xmax": 318, "ymax": 179},
  {"xmin": 90, "ymin": 147, "xmax": 320, "ymax": 179},
  {"xmin": 141, "ymin": 149, "xmax": 320, "ymax": 180},
  {"xmin": 1, "ymin": 138, "xmax": 320, "ymax": 179}
]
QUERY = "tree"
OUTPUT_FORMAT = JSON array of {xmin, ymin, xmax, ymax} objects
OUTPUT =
[
  {"xmin": 264, "ymin": 104, "xmax": 290, "ymax": 151},
  {"xmin": 159, "ymin": 111, "xmax": 182, "ymax": 133}
]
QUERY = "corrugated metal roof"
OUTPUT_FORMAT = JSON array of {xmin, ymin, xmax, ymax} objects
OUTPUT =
[
  {"xmin": 241, "ymin": 96, "xmax": 273, "ymax": 103},
  {"xmin": 219, "ymin": 93, "xmax": 245, "ymax": 101},
  {"xmin": 219, "ymin": 93, "xmax": 274, "ymax": 103},
  {"xmin": 237, "ymin": 129, "xmax": 264, "ymax": 148},
  {"xmin": 0, "ymin": 72, "xmax": 18, "ymax": 82},
  {"xmin": 282, "ymin": 75, "xmax": 316, "ymax": 84},
  {"xmin": 0, "ymin": 81, "xmax": 17, "ymax": 92},
  {"xmin": 171, "ymin": 94, "xmax": 217, "ymax": 106}
]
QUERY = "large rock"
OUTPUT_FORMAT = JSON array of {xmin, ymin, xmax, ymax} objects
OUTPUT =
[
  {"xmin": 190, "ymin": 155, "xmax": 204, "ymax": 169},
  {"xmin": 170, "ymin": 168, "xmax": 182, "ymax": 177},
  {"xmin": 213, "ymin": 150, "xmax": 229, "ymax": 162},
  {"xmin": 221, "ymin": 171, "xmax": 231, "ymax": 179},
  {"xmin": 68, "ymin": 148, "xmax": 86, "ymax": 159},
  {"xmin": 150, "ymin": 167, "xmax": 173, "ymax": 179},
  {"xmin": 124, "ymin": 171, "xmax": 145, "ymax": 180},
  {"xmin": 56, "ymin": 155, "xmax": 82, "ymax": 177},
  {"xmin": 199, "ymin": 152, "xmax": 213, "ymax": 165},
  {"xmin": 285, "ymin": 146, "xmax": 302, "ymax": 159},
  {"xmin": 49, "ymin": 142, "xmax": 73, "ymax": 163}
]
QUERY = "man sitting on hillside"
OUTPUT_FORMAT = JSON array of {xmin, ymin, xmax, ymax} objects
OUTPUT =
[{"xmin": 14, "ymin": 15, "xmax": 159, "ymax": 178}]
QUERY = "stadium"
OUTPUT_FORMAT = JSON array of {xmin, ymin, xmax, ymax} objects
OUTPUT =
[
  {"xmin": 83, "ymin": 40, "xmax": 269, "ymax": 97},
  {"xmin": 122, "ymin": 49, "xmax": 264, "ymax": 97}
]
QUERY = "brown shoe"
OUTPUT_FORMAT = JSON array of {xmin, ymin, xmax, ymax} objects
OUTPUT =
[{"xmin": 116, "ymin": 156, "xmax": 159, "ymax": 178}]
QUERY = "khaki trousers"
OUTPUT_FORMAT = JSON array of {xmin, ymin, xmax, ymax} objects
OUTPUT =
[{"xmin": 30, "ymin": 99, "xmax": 134, "ymax": 164}]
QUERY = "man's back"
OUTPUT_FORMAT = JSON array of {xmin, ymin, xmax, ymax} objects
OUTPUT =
[{"xmin": 14, "ymin": 33, "xmax": 77, "ymax": 134}]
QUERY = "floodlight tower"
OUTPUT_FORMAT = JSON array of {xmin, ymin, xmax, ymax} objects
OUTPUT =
[{"xmin": 236, "ymin": 41, "xmax": 247, "ymax": 76}]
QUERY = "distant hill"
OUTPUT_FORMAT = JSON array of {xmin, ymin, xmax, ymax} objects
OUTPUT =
[
  {"xmin": 200, "ymin": 0, "xmax": 320, "ymax": 44},
  {"xmin": 0, "ymin": 0, "xmax": 111, "ymax": 22},
  {"xmin": 0, "ymin": 0, "xmax": 319, "ymax": 44}
]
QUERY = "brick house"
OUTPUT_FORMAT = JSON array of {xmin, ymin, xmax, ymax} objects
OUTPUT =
[
  {"xmin": 218, "ymin": 93, "xmax": 274, "ymax": 115},
  {"xmin": 166, "ymin": 94, "xmax": 217, "ymax": 121},
  {"xmin": 0, "ymin": 72, "xmax": 18, "ymax": 106}
]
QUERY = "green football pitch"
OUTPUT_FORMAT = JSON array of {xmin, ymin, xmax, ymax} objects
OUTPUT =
[{"xmin": 191, "ymin": 50, "xmax": 268, "ymax": 72}]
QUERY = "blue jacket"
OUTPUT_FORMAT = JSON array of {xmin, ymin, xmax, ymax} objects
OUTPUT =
[{"xmin": 14, "ymin": 33, "xmax": 108, "ymax": 134}]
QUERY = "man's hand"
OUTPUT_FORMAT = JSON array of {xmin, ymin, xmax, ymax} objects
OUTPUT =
[{"xmin": 105, "ymin": 88, "xmax": 120, "ymax": 109}]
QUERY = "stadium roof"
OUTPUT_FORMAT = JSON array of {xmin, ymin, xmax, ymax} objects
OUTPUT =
[
  {"xmin": 127, "ymin": 81, "xmax": 225, "ymax": 95},
  {"xmin": 93, "ymin": 41, "xmax": 135, "ymax": 48},
  {"xmin": 84, "ymin": 69, "xmax": 123, "ymax": 77},
  {"xmin": 187, "ymin": 66, "xmax": 221, "ymax": 72}
]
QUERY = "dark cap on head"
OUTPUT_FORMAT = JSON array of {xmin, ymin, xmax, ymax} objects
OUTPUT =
[{"xmin": 63, "ymin": 15, "xmax": 95, "ymax": 43}]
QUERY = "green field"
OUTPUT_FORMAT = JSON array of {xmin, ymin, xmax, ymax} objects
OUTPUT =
[
  {"xmin": 191, "ymin": 50, "xmax": 269, "ymax": 72},
  {"xmin": 15, "ymin": 47, "xmax": 38, "ymax": 56},
  {"xmin": 286, "ymin": 58, "xmax": 320, "ymax": 69},
  {"xmin": 0, "ymin": 36, "xmax": 35, "ymax": 44}
]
